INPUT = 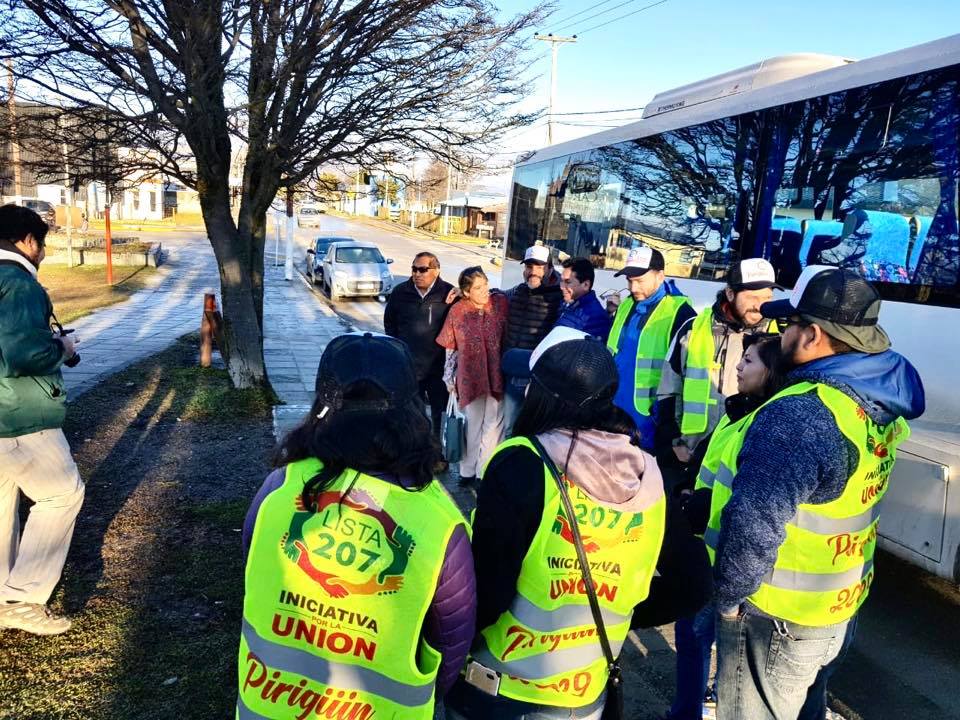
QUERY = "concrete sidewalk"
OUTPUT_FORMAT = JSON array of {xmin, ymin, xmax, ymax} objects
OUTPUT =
[
  {"xmin": 62, "ymin": 232, "xmax": 221, "ymax": 396},
  {"xmin": 262, "ymin": 263, "xmax": 352, "ymax": 436},
  {"xmin": 60, "ymin": 231, "xmax": 351, "ymax": 430}
]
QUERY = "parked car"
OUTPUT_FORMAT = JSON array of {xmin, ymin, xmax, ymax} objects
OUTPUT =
[
  {"xmin": 297, "ymin": 205, "xmax": 325, "ymax": 228},
  {"xmin": 5, "ymin": 197, "xmax": 57, "ymax": 230},
  {"xmin": 305, "ymin": 235, "xmax": 351, "ymax": 284},
  {"xmin": 321, "ymin": 241, "xmax": 394, "ymax": 301}
]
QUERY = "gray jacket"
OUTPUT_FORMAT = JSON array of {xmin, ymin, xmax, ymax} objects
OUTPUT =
[{"xmin": 657, "ymin": 300, "xmax": 773, "ymax": 454}]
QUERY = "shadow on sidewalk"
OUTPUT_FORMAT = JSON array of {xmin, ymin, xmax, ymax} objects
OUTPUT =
[{"xmin": 0, "ymin": 335, "xmax": 277, "ymax": 719}]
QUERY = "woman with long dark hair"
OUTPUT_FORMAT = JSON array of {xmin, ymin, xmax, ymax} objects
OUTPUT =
[
  {"xmin": 240, "ymin": 333, "xmax": 474, "ymax": 720},
  {"xmin": 446, "ymin": 328, "xmax": 711, "ymax": 720}
]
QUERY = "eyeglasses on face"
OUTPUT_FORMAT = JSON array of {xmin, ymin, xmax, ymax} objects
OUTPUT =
[{"xmin": 411, "ymin": 266, "xmax": 434, "ymax": 273}]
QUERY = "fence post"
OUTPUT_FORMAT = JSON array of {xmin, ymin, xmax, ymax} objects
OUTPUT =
[{"xmin": 200, "ymin": 293, "xmax": 220, "ymax": 367}]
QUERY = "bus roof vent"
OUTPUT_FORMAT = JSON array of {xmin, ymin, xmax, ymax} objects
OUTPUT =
[{"xmin": 642, "ymin": 53, "xmax": 854, "ymax": 119}]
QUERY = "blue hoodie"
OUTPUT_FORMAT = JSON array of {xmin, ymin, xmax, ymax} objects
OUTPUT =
[
  {"xmin": 713, "ymin": 349, "xmax": 925, "ymax": 613},
  {"xmin": 555, "ymin": 289, "xmax": 613, "ymax": 341}
]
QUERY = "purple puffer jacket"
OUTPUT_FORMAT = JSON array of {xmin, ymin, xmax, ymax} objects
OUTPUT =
[{"xmin": 242, "ymin": 468, "xmax": 476, "ymax": 697}]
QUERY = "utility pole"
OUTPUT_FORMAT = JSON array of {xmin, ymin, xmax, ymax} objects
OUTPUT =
[
  {"xmin": 533, "ymin": 34, "xmax": 577, "ymax": 146},
  {"xmin": 443, "ymin": 162, "xmax": 452, "ymax": 236},
  {"xmin": 58, "ymin": 112, "xmax": 75, "ymax": 267},
  {"xmin": 354, "ymin": 169, "xmax": 360, "ymax": 215},
  {"xmin": 284, "ymin": 186, "xmax": 295, "ymax": 281},
  {"xmin": 6, "ymin": 59, "xmax": 23, "ymax": 198}
]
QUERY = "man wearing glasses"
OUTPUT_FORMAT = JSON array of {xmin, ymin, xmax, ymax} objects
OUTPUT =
[
  {"xmin": 383, "ymin": 252, "xmax": 455, "ymax": 454},
  {"xmin": 711, "ymin": 265, "xmax": 925, "ymax": 720}
]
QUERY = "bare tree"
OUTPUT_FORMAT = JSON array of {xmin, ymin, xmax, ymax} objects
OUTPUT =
[{"xmin": 1, "ymin": 0, "xmax": 546, "ymax": 387}]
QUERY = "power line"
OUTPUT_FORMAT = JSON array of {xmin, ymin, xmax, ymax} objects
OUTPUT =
[
  {"xmin": 553, "ymin": 0, "xmax": 659, "ymax": 34},
  {"xmin": 556, "ymin": 121, "xmax": 632, "ymax": 127},
  {"xmin": 547, "ymin": 0, "xmax": 621, "ymax": 32},
  {"xmin": 551, "ymin": 105, "xmax": 645, "ymax": 116},
  {"xmin": 576, "ymin": 0, "xmax": 670, "ymax": 35}
]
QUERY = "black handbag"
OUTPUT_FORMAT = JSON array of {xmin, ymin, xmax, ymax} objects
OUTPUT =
[{"xmin": 530, "ymin": 437, "xmax": 625, "ymax": 720}]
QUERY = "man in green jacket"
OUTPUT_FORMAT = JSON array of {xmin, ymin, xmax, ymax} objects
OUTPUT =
[{"xmin": 0, "ymin": 204, "xmax": 83, "ymax": 635}]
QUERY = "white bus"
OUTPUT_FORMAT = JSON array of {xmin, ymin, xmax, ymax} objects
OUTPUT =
[{"xmin": 502, "ymin": 35, "xmax": 960, "ymax": 582}]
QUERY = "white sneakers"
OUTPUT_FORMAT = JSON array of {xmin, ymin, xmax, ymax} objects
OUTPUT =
[{"xmin": 0, "ymin": 602, "xmax": 72, "ymax": 635}]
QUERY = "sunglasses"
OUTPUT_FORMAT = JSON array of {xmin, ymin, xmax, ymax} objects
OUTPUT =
[
  {"xmin": 775, "ymin": 317, "xmax": 810, "ymax": 332},
  {"xmin": 411, "ymin": 266, "xmax": 434, "ymax": 273}
]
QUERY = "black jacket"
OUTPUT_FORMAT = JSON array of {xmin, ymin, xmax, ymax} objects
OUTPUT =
[
  {"xmin": 384, "ymin": 277, "xmax": 455, "ymax": 381},
  {"xmin": 502, "ymin": 282, "xmax": 563, "ymax": 352}
]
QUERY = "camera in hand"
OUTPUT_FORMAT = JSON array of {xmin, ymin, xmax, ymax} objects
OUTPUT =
[{"xmin": 59, "ymin": 327, "xmax": 81, "ymax": 367}]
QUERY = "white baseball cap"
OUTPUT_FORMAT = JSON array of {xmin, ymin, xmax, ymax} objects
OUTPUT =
[
  {"xmin": 613, "ymin": 246, "xmax": 665, "ymax": 277},
  {"xmin": 523, "ymin": 244, "xmax": 550, "ymax": 265},
  {"xmin": 728, "ymin": 258, "xmax": 781, "ymax": 290}
]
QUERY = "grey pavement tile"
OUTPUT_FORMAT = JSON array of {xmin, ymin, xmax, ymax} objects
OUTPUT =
[{"xmin": 268, "ymin": 375, "xmax": 301, "ymax": 384}]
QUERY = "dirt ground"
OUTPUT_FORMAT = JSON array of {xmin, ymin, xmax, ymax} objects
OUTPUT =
[{"xmin": 0, "ymin": 336, "xmax": 276, "ymax": 720}]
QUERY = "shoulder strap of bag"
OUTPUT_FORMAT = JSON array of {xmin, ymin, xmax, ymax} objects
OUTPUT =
[{"xmin": 529, "ymin": 435, "xmax": 618, "ymax": 671}]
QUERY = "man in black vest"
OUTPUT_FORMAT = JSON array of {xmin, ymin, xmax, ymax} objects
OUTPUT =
[
  {"xmin": 501, "ymin": 244, "xmax": 563, "ymax": 433},
  {"xmin": 383, "ymin": 251, "xmax": 455, "ymax": 446}
]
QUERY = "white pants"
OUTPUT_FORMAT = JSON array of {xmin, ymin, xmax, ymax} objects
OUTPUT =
[
  {"xmin": 0, "ymin": 429, "xmax": 85, "ymax": 604},
  {"xmin": 459, "ymin": 395, "xmax": 504, "ymax": 478}
]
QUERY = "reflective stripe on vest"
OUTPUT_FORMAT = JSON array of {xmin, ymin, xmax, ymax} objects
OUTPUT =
[
  {"xmin": 240, "ymin": 619, "xmax": 434, "ymax": 705},
  {"xmin": 607, "ymin": 294, "xmax": 691, "ymax": 417},
  {"xmin": 680, "ymin": 309, "xmax": 719, "ymax": 435},
  {"xmin": 239, "ymin": 459, "xmax": 466, "ymax": 719},
  {"xmin": 706, "ymin": 382, "xmax": 910, "ymax": 626},
  {"xmin": 475, "ymin": 436, "xmax": 665, "ymax": 707},
  {"xmin": 694, "ymin": 412, "xmax": 746, "ymax": 558},
  {"xmin": 693, "ymin": 415, "xmax": 734, "ymax": 492}
]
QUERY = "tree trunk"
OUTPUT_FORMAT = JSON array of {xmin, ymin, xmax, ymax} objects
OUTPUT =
[{"xmin": 202, "ymin": 190, "xmax": 269, "ymax": 389}]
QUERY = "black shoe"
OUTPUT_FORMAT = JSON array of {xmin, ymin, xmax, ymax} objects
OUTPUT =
[{"xmin": 458, "ymin": 475, "xmax": 476, "ymax": 487}]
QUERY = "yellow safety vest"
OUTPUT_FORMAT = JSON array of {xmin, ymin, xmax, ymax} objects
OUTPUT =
[
  {"xmin": 239, "ymin": 458, "xmax": 466, "ymax": 719},
  {"xmin": 473, "ymin": 436, "xmax": 665, "ymax": 707},
  {"xmin": 702, "ymin": 382, "xmax": 910, "ymax": 626},
  {"xmin": 681, "ymin": 308, "xmax": 721, "ymax": 435},
  {"xmin": 607, "ymin": 294, "xmax": 691, "ymax": 417},
  {"xmin": 681, "ymin": 308, "xmax": 777, "ymax": 436}
]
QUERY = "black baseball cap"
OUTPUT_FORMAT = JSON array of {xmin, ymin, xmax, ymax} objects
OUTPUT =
[
  {"xmin": 614, "ymin": 246, "xmax": 665, "ymax": 278},
  {"xmin": 760, "ymin": 265, "xmax": 890, "ymax": 353},
  {"xmin": 314, "ymin": 332, "xmax": 419, "ymax": 413},
  {"xmin": 530, "ymin": 328, "xmax": 619, "ymax": 406}
]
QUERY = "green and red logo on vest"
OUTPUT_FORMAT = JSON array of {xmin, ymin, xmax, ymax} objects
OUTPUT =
[
  {"xmin": 281, "ymin": 488, "xmax": 415, "ymax": 599},
  {"xmin": 550, "ymin": 475, "xmax": 648, "ymax": 555}
]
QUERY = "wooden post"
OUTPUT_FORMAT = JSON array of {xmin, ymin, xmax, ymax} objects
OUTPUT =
[
  {"xmin": 200, "ymin": 293, "xmax": 218, "ymax": 367},
  {"xmin": 104, "ymin": 205, "xmax": 114, "ymax": 285}
]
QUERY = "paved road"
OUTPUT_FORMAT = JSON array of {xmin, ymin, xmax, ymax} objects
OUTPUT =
[{"xmin": 276, "ymin": 213, "xmax": 503, "ymax": 332}]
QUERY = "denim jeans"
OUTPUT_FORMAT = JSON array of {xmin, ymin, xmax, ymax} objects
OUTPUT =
[
  {"xmin": 444, "ymin": 677, "xmax": 605, "ymax": 720},
  {"xmin": 716, "ymin": 606, "xmax": 849, "ymax": 720},
  {"xmin": 797, "ymin": 614, "xmax": 858, "ymax": 720},
  {"xmin": 669, "ymin": 604, "xmax": 716, "ymax": 719}
]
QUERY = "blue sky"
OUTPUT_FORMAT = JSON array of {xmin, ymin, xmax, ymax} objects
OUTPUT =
[{"xmin": 490, "ymin": 0, "xmax": 959, "ymax": 162}]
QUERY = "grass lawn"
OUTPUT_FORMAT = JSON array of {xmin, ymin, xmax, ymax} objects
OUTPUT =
[
  {"xmin": 38, "ymin": 264, "xmax": 160, "ymax": 325},
  {"xmin": 0, "ymin": 335, "xmax": 278, "ymax": 720}
]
